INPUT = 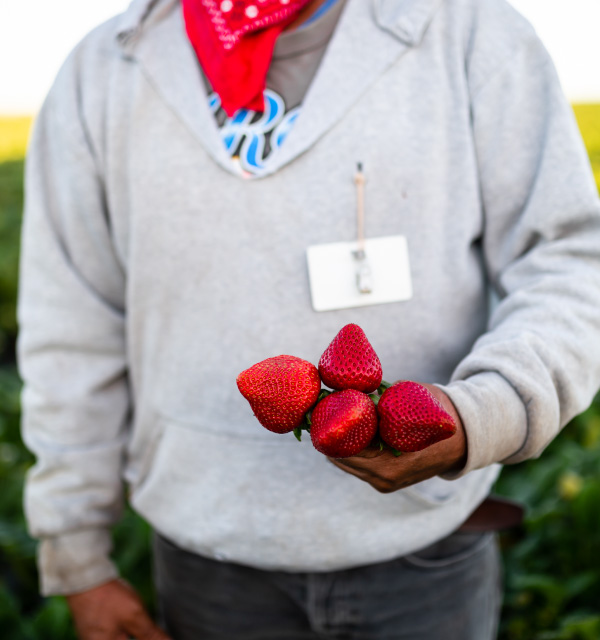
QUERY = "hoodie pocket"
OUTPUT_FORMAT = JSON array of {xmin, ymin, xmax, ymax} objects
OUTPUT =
[{"xmin": 129, "ymin": 410, "xmax": 301, "ymax": 510}]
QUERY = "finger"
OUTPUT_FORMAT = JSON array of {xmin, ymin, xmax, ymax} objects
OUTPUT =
[
  {"xmin": 354, "ymin": 446, "xmax": 386, "ymax": 459},
  {"xmin": 331, "ymin": 450, "xmax": 409, "ymax": 471},
  {"xmin": 329, "ymin": 457, "xmax": 375, "ymax": 481},
  {"xmin": 123, "ymin": 608, "xmax": 172, "ymax": 640},
  {"xmin": 329, "ymin": 457, "xmax": 399, "ymax": 492},
  {"xmin": 328, "ymin": 456, "xmax": 366, "ymax": 472}
]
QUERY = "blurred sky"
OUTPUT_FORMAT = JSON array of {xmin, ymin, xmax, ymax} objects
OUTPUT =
[{"xmin": 1, "ymin": 0, "xmax": 599, "ymax": 113}]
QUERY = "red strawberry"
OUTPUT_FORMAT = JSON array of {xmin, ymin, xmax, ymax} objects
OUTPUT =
[
  {"xmin": 237, "ymin": 355, "xmax": 321, "ymax": 434},
  {"xmin": 378, "ymin": 381, "xmax": 456, "ymax": 452},
  {"xmin": 318, "ymin": 324, "xmax": 382, "ymax": 393},
  {"xmin": 310, "ymin": 389, "xmax": 378, "ymax": 458}
]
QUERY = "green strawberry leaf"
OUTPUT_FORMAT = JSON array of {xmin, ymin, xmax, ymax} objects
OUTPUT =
[
  {"xmin": 369, "ymin": 434, "xmax": 386, "ymax": 452},
  {"xmin": 297, "ymin": 410, "xmax": 312, "ymax": 432},
  {"xmin": 377, "ymin": 380, "xmax": 392, "ymax": 395},
  {"xmin": 372, "ymin": 434, "xmax": 402, "ymax": 456},
  {"xmin": 317, "ymin": 389, "xmax": 332, "ymax": 402},
  {"xmin": 368, "ymin": 393, "xmax": 380, "ymax": 406},
  {"xmin": 301, "ymin": 389, "xmax": 331, "ymax": 432},
  {"xmin": 293, "ymin": 427, "xmax": 303, "ymax": 442}
]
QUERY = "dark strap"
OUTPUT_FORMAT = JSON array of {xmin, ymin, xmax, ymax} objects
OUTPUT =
[{"xmin": 458, "ymin": 495, "xmax": 525, "ymax": 532}]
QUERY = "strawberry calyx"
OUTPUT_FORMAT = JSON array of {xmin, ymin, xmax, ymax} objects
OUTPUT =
[
  {"xmin": 368, "ymin": 379, "xmax": 392, "ymax": 406},
  {"xmin": 378, "ymin": 380, "xmax": 393, "ymax": 394},
  {"xmin": 293, "ymin": 388, "xmax": 331, "ymax": 441},
  {"xmin": 370, "ymin": 431, "xmax": 403, "ymax": 457}
]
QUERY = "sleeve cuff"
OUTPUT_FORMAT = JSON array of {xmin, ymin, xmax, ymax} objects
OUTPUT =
[
  {"xmin": 436, "ymin": 371, "xmax": 528, "ymax": 479},
  {"xmin": 38, "ymin": 528, "xmax": 119, "ymax": 596}
]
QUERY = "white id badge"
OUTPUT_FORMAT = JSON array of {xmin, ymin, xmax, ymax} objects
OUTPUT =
[{"xmin": 306, "ymin": 235, "xmax": 413, "ymax": 312}]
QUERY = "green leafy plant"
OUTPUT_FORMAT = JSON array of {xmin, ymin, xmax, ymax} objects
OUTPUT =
[
  {"xmin": 496, "ymin": 399, "xmax": 600, "ymax": 640},
  {"xmin": 0, "ymin": 118, "xmax": 155, "ymax": 638}
]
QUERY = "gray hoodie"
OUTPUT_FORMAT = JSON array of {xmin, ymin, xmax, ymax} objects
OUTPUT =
[{"xmin": 18, "ymin": 0, "xmax": 600, "ymax": 595}]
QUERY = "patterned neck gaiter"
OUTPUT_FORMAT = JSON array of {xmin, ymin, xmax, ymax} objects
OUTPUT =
[{"xmin": 182, "ymin": 0, "xmax": 313, "ymax": 116}]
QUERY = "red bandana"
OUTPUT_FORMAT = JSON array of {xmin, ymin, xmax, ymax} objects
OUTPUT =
[{"xmin": 182, "ymin": 0, "xmax": 313, "ymax": 116}]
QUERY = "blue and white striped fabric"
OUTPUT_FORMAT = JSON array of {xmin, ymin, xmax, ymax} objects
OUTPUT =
[{"xmin": 297, "ymin": 0, "xmax": 340, "ymax": 29}]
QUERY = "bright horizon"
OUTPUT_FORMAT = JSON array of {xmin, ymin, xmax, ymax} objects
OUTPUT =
[{"xmin": 1, "ymin": 0, "xmax": 599, "ymax": 114}]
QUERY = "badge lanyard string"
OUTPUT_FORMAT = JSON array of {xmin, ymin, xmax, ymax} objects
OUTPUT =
[
  {"xmin": 353, "ymin": 162, "xmax": 373, "ymax": 294},
  {"xmin": 355, "ymin": 162, "xmax": 366, "ymax": 254}
]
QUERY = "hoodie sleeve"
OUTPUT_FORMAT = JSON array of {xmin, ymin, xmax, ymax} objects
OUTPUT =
[
  {"xmin": 18, "ymin": 52, "xmax": 129, "ymax": 595},
  {"xmin": 439, "ymin": 22, "xmax": 600, "ymax": 478}
]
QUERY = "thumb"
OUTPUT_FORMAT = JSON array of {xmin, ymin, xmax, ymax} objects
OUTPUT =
[{"xmin": 123, "ymin": 607, "xmax": 172, "ymax": 640}]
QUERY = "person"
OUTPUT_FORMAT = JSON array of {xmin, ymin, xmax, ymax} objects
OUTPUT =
[{"xmin": 17, "ymin": 0, "xmax": 600, "ymax": 638}]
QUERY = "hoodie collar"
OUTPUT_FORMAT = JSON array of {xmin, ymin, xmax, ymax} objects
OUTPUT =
[
  {"xmin": 373, "ymin": 0, "xmax": 444, "ymax": 46},
  {"xmin": 113, "ymin": 0, "xmax": 444, "ymax": 177},
  {"xmin": 115, "ymin": 0, "xmax": 442, "ymax": 48},
  {"xmin": 116, "ymin": 0, "xmax": 175, "ymax": 45}
]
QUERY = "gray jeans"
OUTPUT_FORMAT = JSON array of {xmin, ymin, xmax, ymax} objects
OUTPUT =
[{"xmin": 153, "ymin": 529, "xmax": 502, "ymax": 640}]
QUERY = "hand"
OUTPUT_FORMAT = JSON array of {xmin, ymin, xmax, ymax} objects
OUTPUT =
[
  {"xmin": 329, "ymin": 383, "xmax": 467, "ymax": 493},
  {"xmin": 66, "ymin": 578, "xmax": 172, "ymax": 640}
]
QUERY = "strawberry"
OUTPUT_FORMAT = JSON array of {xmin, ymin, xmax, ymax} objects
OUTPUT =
[
  {"xmin": 377, "ymin": 381, "xmax": 456, "ymax": 452},
  {"xmin": 318, "ymin": 324, "xmax": 382, "ymax": 393},
  {"xmin": 310, "ymin": 389, "xmax": 378, "ymax": 458},
  {"xmin": 237, "ymin": 355, "xmax": 321, "ymax": 434}
]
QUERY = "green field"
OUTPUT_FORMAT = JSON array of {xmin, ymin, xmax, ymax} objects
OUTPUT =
[{"xmin": 1, "ymin": 108, "xmax": 600, "ymax": 639}]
